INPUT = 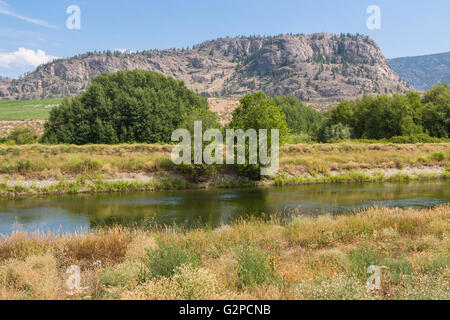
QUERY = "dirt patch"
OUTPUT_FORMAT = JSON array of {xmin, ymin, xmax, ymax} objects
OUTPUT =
[{"xmin": 208, "ymin": 98, "xmax": 239, "ymax": 126}]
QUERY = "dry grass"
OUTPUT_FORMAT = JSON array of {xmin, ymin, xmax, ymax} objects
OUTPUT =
[
  {"xmin": 0, "ymin": 143, "xmax": 448, "ymax": 196},
  {"xmin": 0, "ymin": 205, "xmax": 448, "ymax": 300}
]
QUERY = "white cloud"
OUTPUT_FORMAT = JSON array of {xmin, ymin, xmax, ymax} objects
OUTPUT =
[
  {"xmin": 0, "ymin": 47, "xmax": 58, "ymax": 68},
  {"xmin": 0, "ymin": 1, "xmax": 59, "ymax": 29}
]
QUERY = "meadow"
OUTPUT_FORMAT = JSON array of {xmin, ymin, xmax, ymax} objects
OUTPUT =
[
  {"xmin": 0, "ymin": 98, "xmax": 62, "ymax": 121},
  {"xmin": 0, "ymin": 205, "xmax": 448, "ymax": 300}
]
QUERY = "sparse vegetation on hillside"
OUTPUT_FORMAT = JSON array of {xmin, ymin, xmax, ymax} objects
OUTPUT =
[
  {"xmin": 389, "ymin": 52, "xmax": 450, "ymax": 90},
  {"xmin": 0, "ymin": 33, "xmax": 410, "ymax": 102}
]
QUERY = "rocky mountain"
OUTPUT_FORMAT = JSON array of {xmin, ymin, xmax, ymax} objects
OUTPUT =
[
  {"xmin": 389, "ymin": 51, "xmax": 450, "ymax": 90},
  {"xmin": 0, "ymin": 33, "xmax": 410, "ymax": 102}
]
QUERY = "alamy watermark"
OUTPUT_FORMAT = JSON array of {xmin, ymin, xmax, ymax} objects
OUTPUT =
[
  {"xmin": 67, "ymin": 5, "xmax": 81, "ymax": 30},
  {"xmin": 171, "ymin": 121, "xmax": 280, "ymax": 176},
  {"xmin": 367, "ymin": 5, "xmax": 381, "ymax": 30}
]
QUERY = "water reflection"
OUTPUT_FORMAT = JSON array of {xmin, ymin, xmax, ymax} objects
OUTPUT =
[{"xmin": 0, "ymin": 181, "xmax": 448, "ymax": 235}]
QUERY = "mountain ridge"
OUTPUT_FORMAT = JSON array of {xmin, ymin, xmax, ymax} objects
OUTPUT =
[
  {"xmin": 389, "ymin": 51, "xmax": 450, "ymax": 90},
  {"xmin": 0, "ymin": 33, "xmax": 410, "ymax": 102}
]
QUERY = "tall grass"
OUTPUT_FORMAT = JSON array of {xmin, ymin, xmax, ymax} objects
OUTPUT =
[{"xmin": 0, "ymin": 205, "xmax": 448, "ymax": 300}]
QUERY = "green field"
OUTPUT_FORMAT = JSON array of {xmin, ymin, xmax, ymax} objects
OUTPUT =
[{"xmin": 0, "ymin": 98, "xmax": 62, "ymax": 120}]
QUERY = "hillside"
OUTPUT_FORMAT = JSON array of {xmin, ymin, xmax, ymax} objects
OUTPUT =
[
  {"xmin": 0, "ymin": 33, "xmax": 410, "ymax": 102},
  {"xmin": 0, "ymin": 76, "xmax": 10, "ymax": 85},
  {"xmin": 389, "ymin": 52, "xmax": 450, "ymax": 90}
]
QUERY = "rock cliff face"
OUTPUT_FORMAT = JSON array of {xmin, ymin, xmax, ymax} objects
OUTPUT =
[{"xmin": 0, "ymin": 33, "xmax": 410, "ymax": 101}]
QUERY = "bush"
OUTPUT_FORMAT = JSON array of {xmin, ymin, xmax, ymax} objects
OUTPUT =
[
  {"xmin": 3, "ymin": 127, "xmax": 38, "ymax": 145},
  {"xmin": 141, "ymin": 238, "xmax": 201, "ymax": 280},
  {"xmin": 388, "ymin": 134, "xmax": 444, "ymax": 144},
  {"xmin": 348, "ymin": 243, "xmax": 382, "ymax": 281},
  {"xmin": 41, "ymin": 70, "xmax": 210, "ymax": 144},
  {"xmin": 100, "ymin": 261, "xmax": 141, "ymax": 287},
  {"xmin": 431, "ymin": 152, "xmax": 445, "ymax": 162},
  {"xmin": 236, "ymin": 245, "xmax": 278, "ymax": 288},
  {"xmin": 322, "ymin": 123, "xmax": 352, "ymax": 142}
]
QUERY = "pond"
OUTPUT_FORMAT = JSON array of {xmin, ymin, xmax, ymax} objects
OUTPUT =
[{"xmin": 0, "ymin": 181, "xmax": 449, "ymax": 235}]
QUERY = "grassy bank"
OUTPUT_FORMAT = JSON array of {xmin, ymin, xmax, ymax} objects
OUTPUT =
[
  {"xmin": 0, "ymin": 205, "xmax": 448, "ymax": 300},
  {"xmin": 0, "ymin": 142, "xmax": 448, "ymax": 196}
]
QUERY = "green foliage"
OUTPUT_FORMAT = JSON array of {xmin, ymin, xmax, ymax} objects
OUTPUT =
[
  {"xmin": 352, "ymin": 94, "xmax": 423, "ymax": 139},
  {"xmin": 316, "ymin": 84, "xmax": 450, "ymax": 141},
  {"xmin": 422, "ymin": 84, "xmax": 450, "ymax": 138},
  {"xmin": 328, "ymin": 100, "xmax": 355, "ymax": 128},
  {"xmin": 41, "ymin": 70, "xmax": 210, "ymax": 144},
  {"xmin": 431, "ymin": 152, "xmax": 445, "ymax": 162},
  {"xmin": 318, "ymin": 123, "xmax": 352, "ymax": 143},
  {"xmin": 236, "ymin": 245, "xmax": 278, "ymax": 288},
  {"xmin": 178, "ymin": 107, "xmax": 221, "ymax": 135},
  {"xmin": 229, "ymin": 92, "xmax": 290, "ymax": 179},
  {"xmin": 386, "ymin": 134, "xmax": 445, "ymax": 144},
  {"xmin": 141, "ymin": 238, "xmax": 201, "ymax": 280},
  {"xmin": 348, "ymin": 243, "xmax": 382, "ymax": 281},
  {"xmin": 176, "ymin": 107, "xmax": 222, "ymax": 182},
  {"xmin": 230, "ymin": 92, "xmax": 290, "ymax": 142},
  {"xmin": 273, "ymin": 95, "xmax": 324, "ymax": 134},
  {"xmin": 2, "ymin": 127, "xmax": 39, "ymax": 145},
  {"xmin": 176, "ymin": 163, "xmax": 218, "ymax": 182}
]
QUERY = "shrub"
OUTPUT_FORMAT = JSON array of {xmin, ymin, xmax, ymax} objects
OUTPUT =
[
  {"xmin": 141, "ymin": 238, "xmax": 201, "ymax": 280},
  {"xmin": 322, "ymin": 123, "xmax": 352, "ymax": 142},
  {"xmin": 100, "ymin": 260, "xmax": 141, "ymax": 287},
  {"xmin": 236, "ymin": 245, "xmax": 278, "ymax": 288},
  {"xmin": 347, "ymin": 243, "xmax": 382, "ymax": 280},
  {"xmin": 4, "ymin": 127, "xmax": 38, "ymax": 145},
  {"xmin": 388, "ymin": 134, "xmax": 443, "ymax": 144},
  {"xmin": 431, "ymin": 152, "xmax": 445, "ymax": 162},
  {"xmin": 124, "ymin": 265, "xmax": 221, "ymax": 300}
]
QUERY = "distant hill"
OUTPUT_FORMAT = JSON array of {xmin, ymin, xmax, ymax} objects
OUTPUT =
[
  {"xmin": 0, "ymin": 33, "xmax": 410, "ymax": 102},
  {"xmin": 389, "ymin": 52, "xmax": 450, "ymax": 90}
]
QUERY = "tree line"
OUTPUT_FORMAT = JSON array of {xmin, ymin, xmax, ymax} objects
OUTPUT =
[
  {"xmin": 35, "ymin": 70, "xmax": 448, "ymax": 145},
  {"xmin": 314, "ymin": 84, "xmax": 449, "ymax": 142}
]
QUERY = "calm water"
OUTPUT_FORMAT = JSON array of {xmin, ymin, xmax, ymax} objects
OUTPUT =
[{"xmin": 0, "ymin": 181, "xmax": 449, "ymax": 235}]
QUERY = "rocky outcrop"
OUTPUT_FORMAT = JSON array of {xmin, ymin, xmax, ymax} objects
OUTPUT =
[{"xmin": 0, "ymin": 33, "xmax": 410, "ymax": 102}]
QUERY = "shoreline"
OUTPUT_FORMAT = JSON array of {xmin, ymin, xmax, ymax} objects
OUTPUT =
[
  {"xmin": 0, "ymin": 166, "xmax": 448, "ymax": 198},
  {"xmin": 0, "ymin": 142, "xmax": 448, "ymax": 197}
]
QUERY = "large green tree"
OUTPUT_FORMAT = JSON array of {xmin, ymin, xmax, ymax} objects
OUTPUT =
[
  {"xmin": 229, "ymin": 92, "xmax": 290, "ymax": 179},
  {"xmin": 42, "ymin": 70, "xmax": 210, "ymax": 144},
  {"xmin": 273, "ymin": 95, "xmax": 324, "ymax": 134},
  {"xmin": 422, "ymin": 84, "xmax": 450, "ymax": 138}
]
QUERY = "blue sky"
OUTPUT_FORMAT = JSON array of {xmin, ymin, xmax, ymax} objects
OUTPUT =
[{"xmin": 0, "ymin": 0, "xmax": 449, "ymax": 78}]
